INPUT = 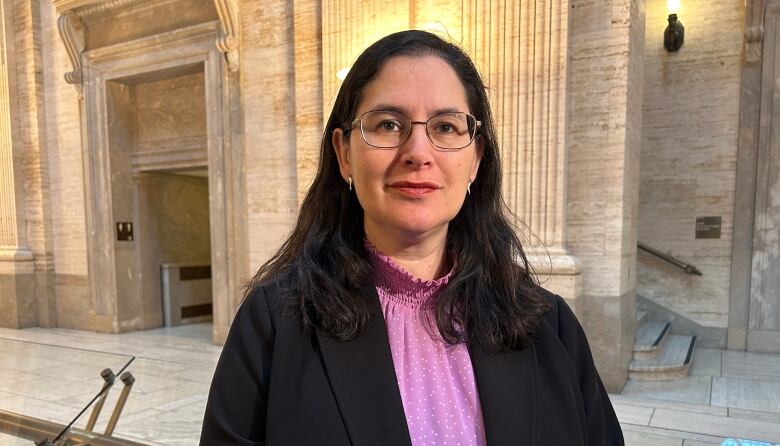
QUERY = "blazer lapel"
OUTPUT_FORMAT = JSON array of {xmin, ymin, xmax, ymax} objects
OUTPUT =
[
  {"xmin": 470, "ymin": 341, "xmax": 538, "ymax": 445},
  {"xmin": 316, "ymin": 289, "xmax": 412, "ymax": 446}
]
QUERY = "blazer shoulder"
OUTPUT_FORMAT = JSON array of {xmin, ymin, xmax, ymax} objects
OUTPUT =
[
  {"xmin": 534, "ymin": 286, "xmax": 566, "ymax": 334},
  {"xmin": 242, "ymin": 274, "xmax": 303, "ymax": 333},
  {"xmin": 533, "ymin": 286, "xmax": 590, "ymax": 356}
]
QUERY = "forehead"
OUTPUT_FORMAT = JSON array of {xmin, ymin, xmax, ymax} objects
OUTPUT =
[{"xmin": 357, "ymin": 55, "xmax": 470, "ymax": 115}]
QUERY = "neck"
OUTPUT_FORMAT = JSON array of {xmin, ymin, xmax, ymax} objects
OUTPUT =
[{"xmin": 364, "ymin": 223, "xmax": 449, "ymax": 281}]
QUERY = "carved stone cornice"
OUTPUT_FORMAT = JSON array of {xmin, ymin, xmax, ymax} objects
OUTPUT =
[
  {"xmin": 213, "ymin": 0, "xmax": 240, "ymax": 71},
  {"xmin": 52, "ymin": 0, "xmax": 241, "ymax": 88},
  {"xmin": 52, "ymin": 0, "xmax": 102, "ymax": 14},
  {"xmin": 79, "ymin": 0, "xmax": 153, "ymax": 17},
  {"xmin": 56, "ymin": 11, "xmax": 85, "ymax": 90},
  {"xmin": 53, "ymin": 0, "xmax": 149, "ymax": 15}
]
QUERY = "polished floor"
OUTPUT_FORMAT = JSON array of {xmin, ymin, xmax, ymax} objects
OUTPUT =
[
  {"xmin": 0, "ymin": 324, "xmax": 219, "ymax": 445},
  {"xmin": 0, "ymin": 324, "xmax": 779, "ymax": 445}
]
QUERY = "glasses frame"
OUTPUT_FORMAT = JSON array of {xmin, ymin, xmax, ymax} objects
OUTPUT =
[{"xmin": 347, "ymin": 110, "xmax": 482, "ymax": 151}]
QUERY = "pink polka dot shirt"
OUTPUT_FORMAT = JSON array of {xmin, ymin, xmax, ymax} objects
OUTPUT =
[{"xmin": 366, "ymin": 241, "xmax": 487, "ymax": 446}]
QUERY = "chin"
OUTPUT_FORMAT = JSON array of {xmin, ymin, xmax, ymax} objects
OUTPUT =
[{"xmin": 391, "ymin": 216, "xmax": 451, "ymax": 236}]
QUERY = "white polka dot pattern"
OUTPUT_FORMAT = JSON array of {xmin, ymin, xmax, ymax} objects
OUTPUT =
[{"xmin": 366, "ymin": 242, "xmax": 487, "ymax": 446}]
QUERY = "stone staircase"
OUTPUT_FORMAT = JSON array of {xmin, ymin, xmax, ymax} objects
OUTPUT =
[{"xmin": 629, "ymin": 310, "xmax": 697, "ymax": 380}]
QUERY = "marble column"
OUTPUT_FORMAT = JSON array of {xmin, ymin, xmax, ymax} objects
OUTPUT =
[
  {"xmin": 458, "ymin": 0, "xmax": 582, "ymax": 312},
  {"xmin": 0, "ymin": 0, "xmax": 36, "ymax": 328},
  {"xmin": 321, "ymin": 0, "xmax": 411, "ymax": 115},
  {"xmin": 316, "ymin": 1, "xmax": 581, "ymax": 311}
]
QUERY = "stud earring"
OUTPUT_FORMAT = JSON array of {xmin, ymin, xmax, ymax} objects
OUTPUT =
[
  {"xmin": 348, "ymin": 176, "xmax": 353, "ymax": 191},
  {"xmin": 467, "ymin": 179, "xmax": 472, "ymax": 195}
]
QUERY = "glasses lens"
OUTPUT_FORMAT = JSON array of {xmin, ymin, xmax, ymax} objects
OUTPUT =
[
  {"xmin": 360, "ymin": 111, "xmax": 410, "ymax": 148},
  {"xmin": 427, "ymin": 113, "xmax": 476, "ymax": 150}
]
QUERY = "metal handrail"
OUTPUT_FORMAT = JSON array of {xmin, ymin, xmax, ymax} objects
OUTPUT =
[
  {"xmin": 638, "ymin": 242, "xmax": 703, "ymax": 276},
  {"xmin": 0, "ymin": 409, "xmax": 147, "ymax": 445}
]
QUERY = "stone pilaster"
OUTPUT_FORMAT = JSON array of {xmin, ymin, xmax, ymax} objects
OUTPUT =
[
  {"xmin": 316, "ymin": 2, "xmax": 582, "ymax": 310},
  {"xmin": 0, "ymin": 0, "xmax": 36, "ymax": 328},
  {"xmin": 566, "ymin": 0, "xmax": 645, "ymax": 392},
  {"xmin": 458, "ymin": 0, "xmax": 582, "ymax": 313},
  {"xmin": 293, "ymin": 0, "xmax": 323, "ymax": 204},
  {"xmin": 321, "ymin": 0, "xmax": 411, "ymax": 118}
]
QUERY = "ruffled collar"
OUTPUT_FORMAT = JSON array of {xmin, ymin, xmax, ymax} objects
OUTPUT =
[{"xmin": 365, "ymin": 240, "xmax": 454, "ymax": 309}]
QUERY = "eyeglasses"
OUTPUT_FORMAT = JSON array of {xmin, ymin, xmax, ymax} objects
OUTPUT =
[{"xmin": 347, "ymin": 110, "xmax": 481, "ymax": 151}]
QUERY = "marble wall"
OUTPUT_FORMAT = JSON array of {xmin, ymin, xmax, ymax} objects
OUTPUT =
[
  {"xmin": 39, "ymin": 0, "xmax": 91, "ymax": 329},
  {"xmin": 240, "ymin": 0, "xmax": 298, "ymax": 279},
  {"xmin": 135, "ymin": 72, "xmax": 207, "ymax": 145},
  {"xmin": 638, "ymin": 0, "xmax": 745, "ymax": 346},
  {"xmin": 566, "ymin": 0, "xmax": 646, "ymax": 391},
  {"xmin": 146, "ymin": 173, "xmax": 211, "ymax": 266}
]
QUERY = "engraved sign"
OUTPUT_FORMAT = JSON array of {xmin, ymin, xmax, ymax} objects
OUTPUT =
[{"xmin": 695, "ymin": 216, "xmax": 721, "ymax": 239}]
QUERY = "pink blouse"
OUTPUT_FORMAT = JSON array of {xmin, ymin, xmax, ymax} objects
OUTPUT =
[{"xmin": 366, "ymin": 242, "xmax": 486, "ymax": 446}]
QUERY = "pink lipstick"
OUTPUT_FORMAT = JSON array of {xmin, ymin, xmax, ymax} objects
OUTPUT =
[{"xmin": 389, "ymin": 181, "xmax": 440, "ymax": 197}]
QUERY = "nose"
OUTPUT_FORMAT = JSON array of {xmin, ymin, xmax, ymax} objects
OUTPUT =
[{"xmin": 399, "ymin": 123, "xmax": 435, "ymax": 167}]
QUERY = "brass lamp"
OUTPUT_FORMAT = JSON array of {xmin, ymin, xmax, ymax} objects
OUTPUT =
[{"xmin": 664, "ymin": 0, "xmax": 684, "ymax": 52}]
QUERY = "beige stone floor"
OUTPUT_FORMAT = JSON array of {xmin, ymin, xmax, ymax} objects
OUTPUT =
[
  {"xmin": 0, "ymin": 324, "xmax": 779, "ymax": 445},
  {"xmin": 617, "ymin": 347, "xmax": 780, "ymax": 445}
]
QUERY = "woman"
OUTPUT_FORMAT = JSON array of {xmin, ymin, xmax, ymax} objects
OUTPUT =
[{"xmin": 201, "ymin": 30, "xmax": 623, "ymax": 445}]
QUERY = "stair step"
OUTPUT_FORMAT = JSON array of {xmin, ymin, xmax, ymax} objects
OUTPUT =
[
  {"xmin": 634, "ymin": 321, "xmax": 670, "ymax": 360},
  {"xmin": 636, "ymin": 310, "xmax": 648, "ymax": 324},
  {"xmin": 629, "ymin": 335, "xmax": 696, "ymax": 381}
]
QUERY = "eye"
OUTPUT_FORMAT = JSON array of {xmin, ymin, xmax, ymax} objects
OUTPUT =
[
  {"xmin": 377, "ymin": 120, "xmax": 402, "ymax": 132},
  {"xmin": 435, "ymin": 122, "xmax": 455, "ymax": 134}
]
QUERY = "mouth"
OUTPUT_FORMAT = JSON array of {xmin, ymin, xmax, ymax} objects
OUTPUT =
[{"xmin": 388, "ymin": 181, "xmax": 441, "ymax": 197}]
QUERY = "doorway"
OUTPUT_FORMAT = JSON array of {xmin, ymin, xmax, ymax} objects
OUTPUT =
[
  {"xmin": 105, "ymin": 64, "xmax": 213, "ymax": 329},
  {"xmin": 80, "ymin": 22, "xmax": 245, "ymax": 340}
]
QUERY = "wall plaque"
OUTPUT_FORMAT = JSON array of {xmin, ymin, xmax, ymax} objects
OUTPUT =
[
  {"xmin": 695, "ymin": 216, "xmax": 721, "ymax": 239},
  {"xmin": 117, "ymin": 222, "xmax": 134, "ymax": 241}
]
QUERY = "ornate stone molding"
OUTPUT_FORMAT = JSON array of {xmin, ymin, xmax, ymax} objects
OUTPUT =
[
  {"xmin": 0, "ymin": 247, "xmax": 34, "ymax": 262},
  {"xmin": 54, "ymin": 0, "xmax": 236, "ymax": 91},
  {"xmin": 56, "ymin": 11, "xmax": 85, "ymax": 90},
  {"xmin": 79, "ymin": 0, "xmax": 152, "ymax": 17},
  {"xmin": 213, "ymin": 0, "xmax": 240, "ymax": 71},
  {"xmin": 53, "ymin": 0, "xmax": 149, "ymax": 14}
]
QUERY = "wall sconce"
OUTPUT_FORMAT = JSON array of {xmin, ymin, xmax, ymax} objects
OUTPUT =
[{"xmin": 664, "ymin": 0, "xmax": 684, "ymax": 52}]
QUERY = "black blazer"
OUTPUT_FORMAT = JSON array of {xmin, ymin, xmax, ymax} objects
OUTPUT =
[{"xmin": 200, "ymin": 282, "xmax": 624, "ymax": 445}]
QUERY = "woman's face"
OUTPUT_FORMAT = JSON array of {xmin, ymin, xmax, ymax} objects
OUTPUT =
[{"xmin": 333, "ymin": 55, "xmax": 482, "ymax": 244}]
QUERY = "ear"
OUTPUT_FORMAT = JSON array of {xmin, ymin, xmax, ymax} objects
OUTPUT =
[
  {"xmin": 470, "ymin": 135, "xmax": 484, "ymax": 180},
  {"xmin": 332, "ymin": 128, "xmax": 351, "ymax": 181}
]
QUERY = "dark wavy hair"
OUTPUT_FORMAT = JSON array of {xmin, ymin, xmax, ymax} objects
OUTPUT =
[{"xmin": 247, "ymin": 30, "xmax": 550, "ymax": 352}]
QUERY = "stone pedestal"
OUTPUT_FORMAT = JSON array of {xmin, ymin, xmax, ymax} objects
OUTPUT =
[
  {"xmin": 0, "ymin": 249, "xmax": 36, "ymax": 328},
  {"xmin": 527, "ymin": 249, "xmax": 582, "ymax": 315}
]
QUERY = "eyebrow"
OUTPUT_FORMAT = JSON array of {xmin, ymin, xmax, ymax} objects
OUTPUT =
[{"xmin": 368, "ymin": 104, "xmax": 466, "ymax": 116}]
